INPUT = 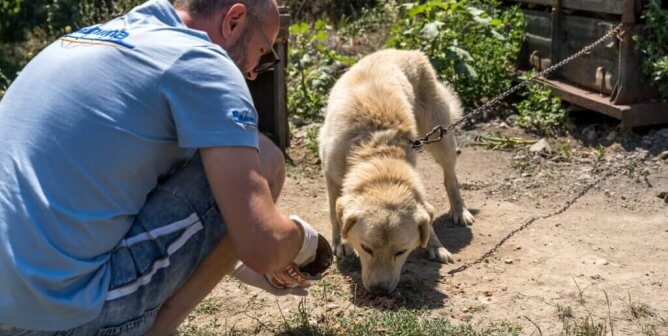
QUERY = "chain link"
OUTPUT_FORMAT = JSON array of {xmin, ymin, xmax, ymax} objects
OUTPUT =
[
  {"xmin": 407, "ymin": 24, "xmax": 626, "ymax": 273},
  {"xmin": 447, "ymin": 167, "xmax": 620, "ymax": 276},
  {"xmin": 410, "ymin": 23, "xmax": 625, "ymax": 149}
]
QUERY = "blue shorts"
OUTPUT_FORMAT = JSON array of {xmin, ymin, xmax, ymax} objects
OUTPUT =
[{"xmin": 0, "ymin": 156, "xmax": 227, "ymax": 335}]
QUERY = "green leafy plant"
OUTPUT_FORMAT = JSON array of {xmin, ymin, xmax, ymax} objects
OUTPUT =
[
  {"xmin": 558, "ymin": 143, "xmax": 572, "ymax": 160},
  {"xmin": 514, "ymin": 73, "xmax": 567, "ymax": 135},
  {"xmin": 637, "ymin": 0, "xmax": 668, "ymax": 101},
  {"xmin": 305, "ymin": 126, "xmax": 320, "ymax": 156},
  {"xmin": 336, "ymin": 0, "xmax": 401, "ymax": 39},
  {"xmin": 385, "ymin": 0, "xmax": 525, "ymax": 108},
  {"xmin": 76, "ymin": 0, "xmax": 142, "ymax": 27},
  {"xmin": 0, "ymin": 0, "xmax": 143, "ymax": 99},
  {"xmin": 281, "ymin": 304, "xmax": 522, "ymax": 335},
  {"xmin": 282, "ymin": 0, "xmax": 379, "ymax": 22},
  {"xmin": 0, "ymin": 66, "xmax": 10, "ymax": 97},
  {"xmin": 287, "ymin": 20, "xmax": 355, "ymax": 122}
]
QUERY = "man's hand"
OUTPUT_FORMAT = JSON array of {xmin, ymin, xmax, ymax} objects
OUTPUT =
[
  {"xmin": 265, "ymin": 216, "xmax": 333, "ymax": 289},
  {"xmin": 230, "ymin": 261, "xmax": 307, "ymax": 296}
]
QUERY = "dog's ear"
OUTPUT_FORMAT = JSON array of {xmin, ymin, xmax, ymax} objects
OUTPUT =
[
  {"xmin": 418, "ymin": 202, "xmax": 435, "ymax": 248},
  {"xmin": 336, "ymin": 195, "xmax": 358, "ymax": 240}
]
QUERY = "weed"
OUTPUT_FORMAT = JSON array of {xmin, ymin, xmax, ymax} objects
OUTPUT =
[
  {"xmin": 561, "ymin": 315, "xmax": 606, "ymax": 336},
  {"xmin": 514, "ymin": 72, "xmax": 568, "ymax": 135},
  {"xmin": 337, "ymin": 1, "xmax": 400, "ymax": 39},
  {"xmin": 636, "ymin": 0, "xmax": 668, "ymax": 101},
  {"xmin": 556, "ymin": 304, "xmax": 574, "ymax": 322},
  {"xmin": 628, "ymin": 294, "xmax": 657, "ymax": 320},
  {"xmin": 0, "ymin": 66, "xmax": 9, "ymax": 97},
  {"xmin": 474, "ymin": 134, "xmax": 536, "ymax": 150},
  {"xmin": 281, "ymin": 0, "xmax": 380, "ymax": 22},
  {"xmin": 194, "ymin": 296, "xmax": 221, "ymax": 315},
  {"xmin": 275, "ymin": 306, "xmax": 522, "ymax": 335},
  {"xmin": 0, "ymin": 0, "xmax": 143, "ymax": 98},
  {"xmin": 306, "ymin": 126, "xmax": 320, "ymax": 157},
  {"xmin": 466, "ymin": 303, "xmax": 488, "ymax": 314},
  {"xmin": 592, "ymin": 145, "xmax": 605, "ymax": 163},
  {"xmin": 178, "ymin": 317, "xmax": 239, "ymax": 336},
  {"xmin": 512, "ymin": 155, "xmax": 537, "ymax": 174},
  {"xmin": 555, "ymin": 286, "xmax": 607, "ymax": 336},
  {"xmin": 386, "ymin": 0, "xmax": 525, "ymax": 108},
  {"xmin": 287, "ymin": 20, "xmax": 355, "ymax": 122},
  {"xmin": 632, "ymin": 303, "xmax": 657, "ymax": 319},
  {"xmin": 558, "ymin": 143, "xmax": 572, "ymax": 160}
]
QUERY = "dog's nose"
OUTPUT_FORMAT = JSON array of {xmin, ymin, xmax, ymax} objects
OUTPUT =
[{"xmin": 369, "ymin": 285, "xmax": 393, "ymax": 297}]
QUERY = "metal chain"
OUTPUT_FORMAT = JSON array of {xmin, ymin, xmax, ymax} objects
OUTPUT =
[
  {"xmin": 447, "ymin": 167, "xmax": 621, "ymax": 276},
  {"xmin": 410, "ymin": 23, "xmax": 625, "ymax": 149}
]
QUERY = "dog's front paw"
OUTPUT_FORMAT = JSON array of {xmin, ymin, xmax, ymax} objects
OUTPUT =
[
  {"xmin": 452, "ymin": 208, "xmax": 475, "ymax": 226},
  {"xmin": 426, "ymin": 246, "xmax": 454, "ymax": 264},
  {"xmin": 335, "ymin": 243, "xmax": 354, "ymax": 259}
]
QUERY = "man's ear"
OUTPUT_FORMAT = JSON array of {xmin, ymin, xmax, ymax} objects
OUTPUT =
[
  {"xmin": 221, "ymin": 3, "xmax": 249, "ymax": 43},
  {"xmin": 418, "ymin": 202, "xmax": 435, "ymax": 248},
  {"xmin": 335, "ymin": 195, "xmax": 359, "ymax": 240}
]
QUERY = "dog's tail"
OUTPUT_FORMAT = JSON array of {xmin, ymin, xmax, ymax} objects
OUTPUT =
[{"xmin": 439, "ymin": 80, "xmax": 464, "ymax": 121}]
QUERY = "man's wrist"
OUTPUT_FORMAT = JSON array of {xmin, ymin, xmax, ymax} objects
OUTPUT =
[{"xmin": 289, "ymin": 215, "xmax": 318, "ymax": 267}]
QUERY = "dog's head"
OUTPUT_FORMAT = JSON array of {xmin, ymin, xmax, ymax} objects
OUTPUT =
[{"xmin": 336, "ymin": 193, "xmax": 434, "ymax": 296}]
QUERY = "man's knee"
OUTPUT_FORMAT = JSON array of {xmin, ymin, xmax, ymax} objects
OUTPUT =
[{"xmin": 259, "ymin": 135, "xmax": 285, "ymax": 201}]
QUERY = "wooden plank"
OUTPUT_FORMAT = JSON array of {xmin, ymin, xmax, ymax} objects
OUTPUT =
[
  {"xmin": 557, "ymin": 14, "xmax": 620, "ymax": 96},
  {"xmin": 538, "ymin": 78, "xmax": 668, "ymax": 128},
  {"xmin": 625, "ymin": 103, "xmax": 668, "ymax": 128},
  {"xmin": 508, "ymin": 0, "xmax": 626, "ymax": 15},
  {"xmin": 538, "ymin": 78, "xmax": 625, "ymax": 119}
]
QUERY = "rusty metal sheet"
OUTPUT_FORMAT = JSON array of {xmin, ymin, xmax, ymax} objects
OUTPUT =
[
  {"xmin": 558, "ymin": 15, "xmax": 620, "ymax": 94},
  {"xmin": 511, "ymin": 1, "xmax": 666, "ymax": 127},
  {"xmin": 508, "ymin": 0, "xmax": 626, "ymax": 15},
  {"xmin": 521, "ymin": 9, "xmax": 552, "ymax": 70}
]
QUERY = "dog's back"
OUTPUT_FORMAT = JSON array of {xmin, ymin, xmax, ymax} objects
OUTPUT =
[{"xmin": 321, "ymin": 50, "xmax": 420, "ymax": 178}]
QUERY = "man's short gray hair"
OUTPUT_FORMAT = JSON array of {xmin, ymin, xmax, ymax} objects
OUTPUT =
[{"xmin": 173, "ymin": 0, "xmax": 272, "ymax": 19}]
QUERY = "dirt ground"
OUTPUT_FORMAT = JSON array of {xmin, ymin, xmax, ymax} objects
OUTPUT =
[{"xmin": 182, "ymin": 117, "xmax": 667, "ymax": 335}]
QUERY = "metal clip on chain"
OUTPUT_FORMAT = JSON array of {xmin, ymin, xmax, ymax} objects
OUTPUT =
[{"xmin": 410, "ymin": 125, "xmax": 447, "ymax": 149}]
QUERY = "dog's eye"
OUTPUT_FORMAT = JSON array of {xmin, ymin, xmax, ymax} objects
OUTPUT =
[
  {"xmin": 394, "ymin": 250, "xmax": 407, "ymax": 257},
  {"xmin": 361, "ymin": 244, "xmax": 374, "ymax": 256}
]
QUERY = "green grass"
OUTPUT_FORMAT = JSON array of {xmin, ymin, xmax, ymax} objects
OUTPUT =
[
  {"xmin": 194, "ymin": 296, "xmax": 222, "ymax": 315},
  {"xmin": 178, "ymin": 317, "xmax": 241, "ymax": 336},
  {"xmin": 275, "ymin": 304, "xmax": 522, "ymax": 336},
  {"xmin": 306, "ymin": 126, "xmax": 320, "ymax": 157}
]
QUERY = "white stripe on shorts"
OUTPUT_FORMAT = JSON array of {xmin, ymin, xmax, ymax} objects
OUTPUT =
[
  {"xmin": 106, "ymin": 214, "xmax": 203, "ymax": 301},
  {"xmin": 116, "ymin": 213, "xmax": 200, "ymax": 249}
]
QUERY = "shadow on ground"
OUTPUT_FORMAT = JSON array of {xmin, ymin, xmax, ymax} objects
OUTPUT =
[{"xmin": 433, "ymin": 210, "xmax": 476, "ymax": 254}]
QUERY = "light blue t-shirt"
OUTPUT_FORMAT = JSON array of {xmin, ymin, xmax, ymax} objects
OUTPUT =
[{"xmin": 0, "ymin": 0, "xmax": 259, "ymax": 330}]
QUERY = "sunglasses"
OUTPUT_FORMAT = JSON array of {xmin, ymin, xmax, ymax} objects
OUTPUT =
[{"xmin": 250, "ymin": 16, "xmax": 281, "ymax": 74}]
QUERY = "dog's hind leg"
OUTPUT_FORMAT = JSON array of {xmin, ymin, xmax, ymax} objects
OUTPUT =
[
  {"xmin": 428, "ymin": 132, "xmax": 475, "ymax": 226},
  {"xmin": 326, "ymin": 174, "xmax": 354, "ymax": 258}
]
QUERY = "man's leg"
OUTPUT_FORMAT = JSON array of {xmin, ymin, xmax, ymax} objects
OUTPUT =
[{"xmin": 146, "ymin": 135, "xmax": 285, "ymax": 335}]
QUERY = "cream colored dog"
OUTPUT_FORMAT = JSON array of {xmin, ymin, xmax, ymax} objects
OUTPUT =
[{"xmin": 319, "ymin": 49, "xmax": 474, "ymax": 296}]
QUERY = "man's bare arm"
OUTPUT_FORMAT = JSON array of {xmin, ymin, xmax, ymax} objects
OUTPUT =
[{"xmin": 200, "ymin": 146, "xmax": 302, "ymax": 274}]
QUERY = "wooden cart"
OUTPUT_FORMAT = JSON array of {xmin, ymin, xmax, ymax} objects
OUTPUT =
[{"xmin": 507, "ymin": 0, "xmax": 668, "ymax": 129}]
